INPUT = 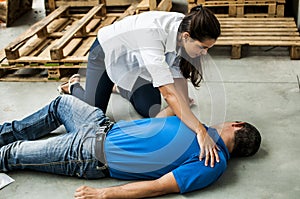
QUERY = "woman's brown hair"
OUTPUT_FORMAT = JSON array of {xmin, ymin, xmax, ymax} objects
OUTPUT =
[{"xmin": 178, "ymin": 5, "xmax": 221, "ymax": 87}]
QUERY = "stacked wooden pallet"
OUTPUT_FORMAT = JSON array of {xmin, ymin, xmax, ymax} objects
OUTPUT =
[
  {"xmin": 188, "ymin": 0, "xmax": 300, "ymax": 59},
  {"xmin": 45, "ymin": 0, "xmax": 171, "ymax": 14},
  {"xmin": 0, "ymin": 0, "xmax": 33, "ymax": 26},
  {"xmin": 216, "ymin": 17, "xmax": 300, "ymax": 59},
  {"xmin": 190, "ymin": 0, "xmax": 285, "ymax": 17},
  {"xmin": 0, "ymin": 0, "xmax": 172, "ymax": 81}
]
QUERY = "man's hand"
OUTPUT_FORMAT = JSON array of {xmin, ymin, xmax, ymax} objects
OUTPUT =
[
  {"xmin": 196, "ymin": 127, "xmax": 220, "ymax": 167},
  {"xmin": 75, "ymin": 186, "xmax": 103, "ymax": 199}
]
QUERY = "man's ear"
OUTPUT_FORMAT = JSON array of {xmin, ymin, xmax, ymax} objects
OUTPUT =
[{"xmin": 232, "ymin": 122, "xmax": 245, "ymax": 130}]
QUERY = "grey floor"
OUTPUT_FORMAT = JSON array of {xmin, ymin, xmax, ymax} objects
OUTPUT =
[{"xmin": 1, "ymin": 1, "xmax": 300, "ymax": 199}]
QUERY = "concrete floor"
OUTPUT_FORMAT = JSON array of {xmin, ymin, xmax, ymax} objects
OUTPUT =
[{"xmin": 1, "ymin": 1, "xmax": 300, "ymax": 199}]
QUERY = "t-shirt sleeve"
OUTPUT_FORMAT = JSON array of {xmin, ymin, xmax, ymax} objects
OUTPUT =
[{"xmin": 172, "ymin": 159, "xmax": 227, "ymax": 194}]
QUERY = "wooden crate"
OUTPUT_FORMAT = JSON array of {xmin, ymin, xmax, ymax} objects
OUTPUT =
[
  {"xmin": 215, "ymin": 17, "xmax": 300, "ymax": 59},
  {"xmin": 194, "ymin": 0, "xmax": 285, "ymax": 17},
  {"xmin": 0, "ymin": 0, "xmax": 33, "ymax": 26}
]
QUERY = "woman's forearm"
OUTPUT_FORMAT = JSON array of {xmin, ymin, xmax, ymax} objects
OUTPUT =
[{"xmin": 159, "ymin": 84, "xmax": 204, "ymax": 134}]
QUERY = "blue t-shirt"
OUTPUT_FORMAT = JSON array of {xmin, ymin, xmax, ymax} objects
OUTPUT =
[{"xmin": 105, "ymin": 116, "xmax": 230, "ymax": 193}]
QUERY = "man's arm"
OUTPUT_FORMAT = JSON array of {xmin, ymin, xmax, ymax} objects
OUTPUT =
[{"xmin": 74, "ymin": 172, "xmax": 180, "ymax": 199}]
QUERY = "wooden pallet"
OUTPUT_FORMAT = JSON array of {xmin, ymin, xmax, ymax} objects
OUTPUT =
[
  {"xmin": 0, "ymin": 2, "xmax": 172, "ymax": 81},
  {"xmin": 0, "ymin": 4, "xmax": 133, "ymax": 80},
  {"xmin": 45, "ymin": 0, "xmax": 172, "ymax": 14},
  {"xmin": 216, "ymin": 17, "xmax": 300, "ymax": 59},
  {"xmin": 193, "ymin": 0, "xmax": 285, "ymax": 17},
  {"xmin": 0, "ymin": 0, "xmax": 33, "ymax": 26}
]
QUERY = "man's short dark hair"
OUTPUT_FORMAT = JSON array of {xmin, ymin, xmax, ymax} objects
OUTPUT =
[{"xmin": 231, "ymin": 122, "xmax": 261, "ymax": 157}]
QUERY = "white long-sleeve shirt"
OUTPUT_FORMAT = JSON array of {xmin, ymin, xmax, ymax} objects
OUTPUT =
[{"xmin": 97, "ymin": 11, "xmax": 185, "ymax": 91}]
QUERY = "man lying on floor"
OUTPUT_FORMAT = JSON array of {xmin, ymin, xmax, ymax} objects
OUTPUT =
[{"xmin": 0, "ymin": 95, "xmax": 261, "ymax": 198}]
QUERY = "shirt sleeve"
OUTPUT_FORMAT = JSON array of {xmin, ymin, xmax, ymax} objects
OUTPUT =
[
  {"xmin": 138, "ymin": 29, "xmax": 175, "ymax": 87},
  {"xmin": 172, "ymin": 157, "xmax": 227, "ymax": 194}
]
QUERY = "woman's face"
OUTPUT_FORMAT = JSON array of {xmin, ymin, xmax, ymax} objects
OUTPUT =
[{"xmin": 181, "ymin": 33, "xmax": 216, "ymax": 58}]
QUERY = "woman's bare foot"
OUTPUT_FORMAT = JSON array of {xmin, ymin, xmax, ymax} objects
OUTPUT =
[
  {"xmin": 112, "ymin": 84, "xmax": 120, "ymax": 94},
  {"xmin": 58, "ymin": 74, "xmax": 80, "ymax": 94},
  {"xmin": 189, "ymin": 97, "xmax": 195, "ymax": 107}
]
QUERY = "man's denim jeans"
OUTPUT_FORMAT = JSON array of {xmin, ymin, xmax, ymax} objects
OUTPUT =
[{"xmin": 0, "ymin": 95, "xmax": 109, "ymax": 179}]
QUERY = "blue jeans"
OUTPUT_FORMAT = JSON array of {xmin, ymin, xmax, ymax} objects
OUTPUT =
[{"xmin": 0, "ymin": 95, "xmax": 109, "ymax": 179}]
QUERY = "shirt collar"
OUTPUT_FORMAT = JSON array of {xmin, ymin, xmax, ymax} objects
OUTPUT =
[
  {"xmin": 206, "ymin": 126, "xmax": 231, "ymax": 161},
  {"xmin": 165, "ymin": 20, "xmax": 182, "ymax": 54}
]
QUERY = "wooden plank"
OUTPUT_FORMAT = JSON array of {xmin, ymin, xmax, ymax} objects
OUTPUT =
[
  {"xmin": 229, "ymin": 5, "xmax": 237, "ymax": 16},
  {"xmin": 157, "ymin": 0, "xmax": 172, "ymax": 11},
  {"xmin": 231, "ymin": 45, "xmax": 242, "ymax": 59},
  {"xmin": 136, "ymin": 0, "xmax": 156, "ymax": 11},
  {"xmin": 220, "ymin": 23, "xmax": 297, "ymax": 28},
  {"xmin": 38, "ymin": 40, "xmax": 58, "ymax": 59},
  {"xmin": 28, "ymin": 40, "xmax": 52, "ymax": 57},
  {"xmin": 47, "ymin": 18, "xmax": 70, "ymax": 34},
  {"xmin": 221, "ymin": 21, "xmax": 296, "ymax": 29},
  {"xmin": 0, "ymin": 49, "xmax": 6, "ymax": 64},
  {"xmin": 18, "ymin": 36, "xmax": 47, "ymax": 57},
  {"xmin": 217, "ymin": 36, "xmax": 300, "ymax": 41},
  {"xmin": 268, "ymin": 4, "xmax": 276, "ymax": 16},
  {"xmin": 6, "ymin": 55, "xmax": 89, "ymax": 64},
  {"xmin": 94, "ymin": 16, "xmax": 117, "ymax": 32},
  {"xmin": 276, "ymin": 4, "xmax": 285, "ymax": 17},
  {"xmin": 0, "ymin": 2, "xmax": 7, "ymax": 23},
  {"xmin": 221, "ymin": 27, "xmax": 298, "ymax": 31},
  {"xmin": 72, "ymin": 37, "xmax": 96, "ymax": 56},
  {"xmin": 220, "ymin": 21, "xmax": 296, "ymax": 26},
  {"xmin": 117, "ymin": 3, "xmax": 139, "ymax": 21},
  {"xmin": 56, "ymin": 0, "xmax": 99, "ymax": 7},
  {"xmin": 149, "ymin": 0, "xmax": 157, "ymax": 10},
  {"xmin": 217, "ymin": 17, "xmax": 294, "ymax": 21},
  {"xmin": 219, "ymin": 20, "xmax": 295, "ymax": 24},
  {"xmin": 202, "ymin": 0, "xmax": 278, "ymax": 5},
  {"xmin": 137, "ymin": 0, "xmax": 150, "ymax": 10},
  {"xmin": 48, "ymin": 0, "xmax": 56, "ymax": 12},
  {"xmin": 290, "ymin": 46, "xmax": 300, "ymax": 60},
  {"xmin": 48, "ymin": 68, "xmax": 61, "ymax": 79},
  {"xmin": 220, "ymin": 32, "xmax": 299, "ymax": 36},
  {"xmin": 50, "ymin": 5, "xmax": 104, "ymax": 60},
  {"xmin": 106, "ymin": 0, "xmax": 140, "ymax": 6},
  {"xmin": 216, "ymin": 40, "xmax": 300, "ymax": 46},
  {"xmin": 86, "ymin": 18, "xmax": 102, "ymax": 33},
  {"xmin": 63, "ymin": 38, "xmax": 83, "ymax": 57}
]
